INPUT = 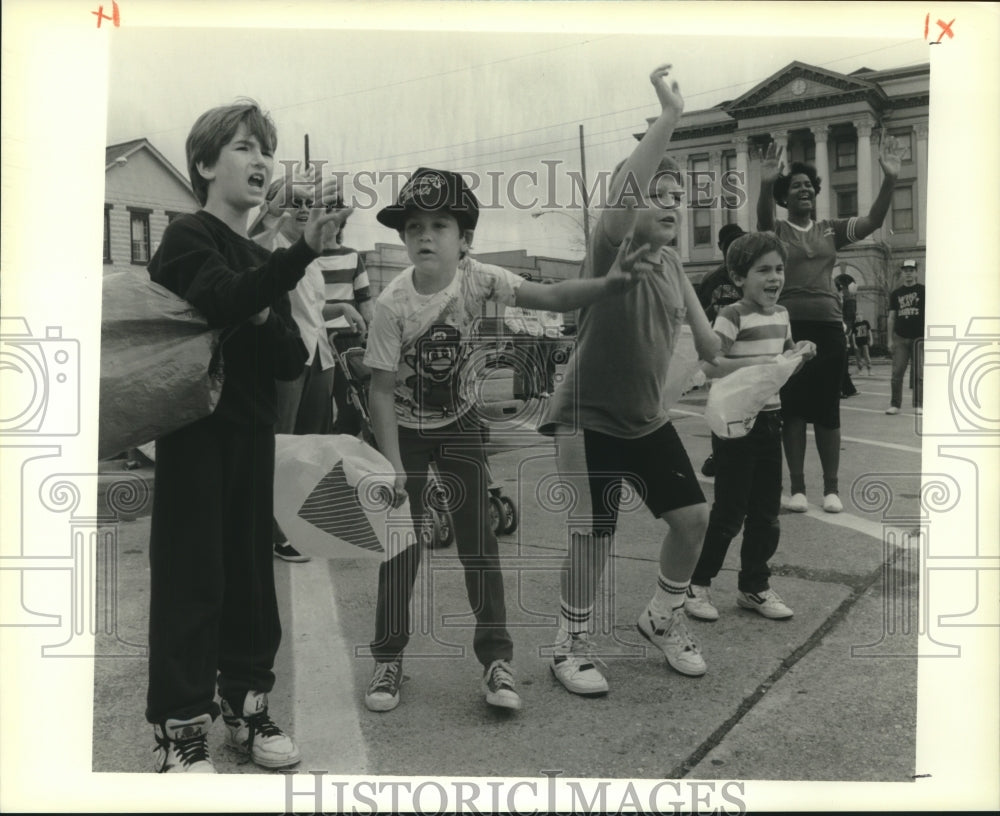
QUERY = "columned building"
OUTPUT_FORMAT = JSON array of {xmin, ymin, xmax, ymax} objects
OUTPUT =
[{"xmin": 641, "ymin": 61, "xmax": 929, "ymax": 344}]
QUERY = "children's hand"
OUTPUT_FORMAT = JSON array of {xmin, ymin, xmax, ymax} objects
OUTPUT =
[
  {"xmin": 250, "ymin": 307, "xmax": 270, "ymax": 326},
  {"xmin": 878, "ymin": 135, "xmax": 905, "ymax": 179},
  {"xmin": 328, "ymin": 302, "xmax": 367, "ymax": 335},
  {"xmin": 303, "ymin": 205, "xmax": 356, "ymax": 252},
  {"xmin": 650, "ymin": 63, "xmax": 684, "ymax": 118},
  {"xmin": 609, "ymin": 236, "xmax": 655, "ymax": 288},
  {"xmin": 760, "ymin": 141, "xmax": 784, "ymax": 184},
  {"xmin": 389, "ymin": 472, "xmax": 407, "ymax": 509},
  {"xmin": 792, "ymin": 340, "xmax": 817, "ymax": 360}
]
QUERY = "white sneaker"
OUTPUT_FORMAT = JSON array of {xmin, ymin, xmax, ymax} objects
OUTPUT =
[
  {"xmin": 885, "ymin": 406, "xmax": 900, "ymax": 415},
  {"xmin": 551, "ymin": 633, "xmax": 609, "ymax": 696},
  {"xmin": 822, "ymin": 493, "xmax": 843, "ymax": 513},
  {"xmin": 153, "ymin": 714, "xmax": 216, "ymax": 773},
  {"xmin": 781, "ymin": 493, "xmax": 808, "ymax": 513},
  {"xmin": 636, "ymin": 607, "xmax": 706, "ymax": 676},
  {"xmin": 365, "ymin": 659, "xmax": 403, "ymax": 712},
  {"xmin": 483, "ymin": 659, "xmax": 522, "ymax": 710},
  {"xmin": 221, "ymin": 691, "xmax": 301, "ymax": 769},
  {"xmin": 684, "ymin": 585, "xmax": 719, "ymax": 622},
  {"xmin": 737, "ymin": 588, "xmax": 794, "ymax": 619}
]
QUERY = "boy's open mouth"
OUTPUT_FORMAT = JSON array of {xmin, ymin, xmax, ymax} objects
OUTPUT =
[
  {"xmin": 763, "ymin": 285, "xmax": 781, "ymax": 296},
  {"xmin": 248, "ymin": 173, "xmax": 265, "ymax": 189}
]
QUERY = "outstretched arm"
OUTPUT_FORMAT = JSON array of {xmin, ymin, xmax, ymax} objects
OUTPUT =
[
  {"xmin": 852, "ymin": 136, "xmax": 905, "ymax": 241},
  {"xmin": 756, "ymin": 141, "xmax": 783, "ymax": 231},
  {"xmin": 515, "ymin": 237, "xmax": 651, "ymax": 311},
  {"xmin": 602, "ymin": 64, "xmax": 685, "ymax": 245}
]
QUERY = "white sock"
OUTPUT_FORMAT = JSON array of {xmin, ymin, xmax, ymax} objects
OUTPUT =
[
  {"xmin": 649, "ymin": 574, "xmax": 688, "ymax": 618},
  {"xmin": 558, "ymin": 601, "xmax": 592, "ymax": 641}
]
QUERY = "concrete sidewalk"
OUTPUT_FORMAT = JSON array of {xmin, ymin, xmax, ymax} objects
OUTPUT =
[{"xmin": 92, "ymin": 431, "xmax": 918, "ymax": 781}]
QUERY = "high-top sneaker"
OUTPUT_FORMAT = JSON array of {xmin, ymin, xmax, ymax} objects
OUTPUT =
[
  {"xmin": 220, "ymin": 691, "xmax": 300, "ymax": 769},
  {"xmin": 152, "ymin": 714, "xmax": 216, "ymax": 773}
]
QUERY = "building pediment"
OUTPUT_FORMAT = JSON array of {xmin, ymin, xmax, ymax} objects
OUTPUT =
[{"xmin": 722, "ymin": 61, "xmax": 889, "ymax": 120}]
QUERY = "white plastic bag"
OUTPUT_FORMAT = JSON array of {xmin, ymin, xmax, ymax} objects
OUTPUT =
[{"xmin": 704, "ymin": 352, "xmax": 804, "ymax": 438}]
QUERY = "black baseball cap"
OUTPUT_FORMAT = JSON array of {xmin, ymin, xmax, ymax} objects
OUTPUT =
[{"xmin": 376, "ymin": 167, "xmax": 480, "ymax": 232}]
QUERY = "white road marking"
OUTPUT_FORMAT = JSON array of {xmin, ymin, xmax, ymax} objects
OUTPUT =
[{"xmin": 291, "ymin": 559, "xmax": 369, "ymax": 774}]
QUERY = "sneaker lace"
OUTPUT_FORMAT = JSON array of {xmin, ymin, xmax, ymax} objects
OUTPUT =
[
  {"xmin": 244, "ymin": 710, "xmax": 284, "ymax": 749},
  {"xmin": 570, "ymin": 634, "xmax": 608, "ymax": 670},
  {"xmin": 156, "ymin": 731, "xmax": 210, "ymax": 769},
  {"xmin": 670, "ymin": 610, "xmax": 700, "ymax": 652},
  {"xmin": 369, "ymin": 661, "xmax": 400, "ymax": 694},
  {"xmin": 488, "ymin": 660, "xmax": 515, "ymax": 690}
]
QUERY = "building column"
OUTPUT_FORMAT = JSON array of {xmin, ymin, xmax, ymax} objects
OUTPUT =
[
  {"xmin": 914, "ymin": 122, "xmax": 928, "ymax": 245},
  {"xmin": 709, "ymin": 150, "xmax": 723, "ymax": 256},
  {"xmin": 855, "ymin": 117, "xmax": 875, "ymax": 239},
  {"xmin": 734, "ymin": 135, "xmax": 751, "ymax": 232},
  {"xmin": 810, "ymin": 123, "xmax": 831, "ymax": 222}
]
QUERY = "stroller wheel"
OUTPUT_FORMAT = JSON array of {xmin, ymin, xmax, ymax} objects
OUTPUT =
[
  {"xmin": 499, "ymin": 496, "xmax": 518, "ymax": 535},
  {"xmin": 488, "ymin": 495, "xmax": 504, "ymax": 537}
]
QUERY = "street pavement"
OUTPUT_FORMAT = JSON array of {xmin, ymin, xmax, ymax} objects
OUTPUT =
[{"xmin": 92, "ymin": 362, "xmax": 920, "ymax": 782}]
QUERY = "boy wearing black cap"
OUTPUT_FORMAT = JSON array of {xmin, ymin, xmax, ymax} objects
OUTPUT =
[{"xmin": 362, "ymin": 167, "xmax": 646, "ymax": 713}]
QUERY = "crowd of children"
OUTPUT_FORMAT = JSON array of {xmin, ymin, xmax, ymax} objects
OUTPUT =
[{"xmin": 140, "ymin": 65, "xmax": 921, "ymax": 771}]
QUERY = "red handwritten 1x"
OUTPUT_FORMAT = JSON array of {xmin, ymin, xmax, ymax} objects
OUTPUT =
[
  {"xmin": 924, "ymin": 13, "xmax": 955, "ymax": 43},
  {"xmin": 92, "ymin": 0, "xmax": 120, "ymax": 28}
]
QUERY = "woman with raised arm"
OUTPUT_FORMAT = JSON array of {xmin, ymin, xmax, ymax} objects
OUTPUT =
[{"xmin": 756, "ymin": 136, "xmax": 904, "ymax": 513}]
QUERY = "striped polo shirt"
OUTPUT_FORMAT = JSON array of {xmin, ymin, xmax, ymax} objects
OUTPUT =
[
  {"xmin": 312, "ymin": 245, "xmax": 371, "ymax": 332},
  {"xmin": 714, "ymin": 301, "xmax": 794, "ymax": 411}
]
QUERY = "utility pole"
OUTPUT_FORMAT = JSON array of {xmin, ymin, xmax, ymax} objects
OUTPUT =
[{"xmin": 579, "ymin": 124, "xmax": 591, "ymax": 249}]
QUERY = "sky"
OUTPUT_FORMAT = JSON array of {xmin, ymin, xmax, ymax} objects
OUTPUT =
[
  {"xmin": 1, "ymin": 1, "xmax": 999, "ymax": 813},
  {"xmin": 104, "ymin": 23, "xmax": 931, "ymax": 259}
]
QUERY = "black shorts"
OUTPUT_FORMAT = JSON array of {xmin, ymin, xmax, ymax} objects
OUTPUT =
[
  {"xmin": 554, "ymin": 422, "xmax": 705, "ymax": 530},
  {"xmin": 780, "ymin": 320, "xmax": 846, "ymax": 429}
]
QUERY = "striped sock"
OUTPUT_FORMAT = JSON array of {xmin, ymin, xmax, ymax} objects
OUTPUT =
[
  {"xmin": 649, "ymin": 574, "xmax": 689, "ymax": 618},
  {"xmin": 558, "ymin": 601, "xmax": 592, "ymax": 642}
]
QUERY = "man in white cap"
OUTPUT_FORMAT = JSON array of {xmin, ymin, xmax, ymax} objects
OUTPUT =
[{"xmin": 885, "ymin": 259, "xmax": 925, "ymax": 415}]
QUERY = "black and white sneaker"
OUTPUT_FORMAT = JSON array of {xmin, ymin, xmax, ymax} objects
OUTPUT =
[
  {"xmin": 274, "ymin": 542, "xmax": 311, "ymax": 562},
  {"xmin": 153, "ymin": 714, "xmax": 216, "ymax": 773}
]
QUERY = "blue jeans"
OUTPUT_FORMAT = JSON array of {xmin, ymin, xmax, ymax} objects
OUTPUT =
[
  {"xmin": 890, "ymin": 334, "xmax": 923, "ymax": 409},
  {"xmin": 692, "ymin": 410, "xmax": 782, "ymax": 594}
]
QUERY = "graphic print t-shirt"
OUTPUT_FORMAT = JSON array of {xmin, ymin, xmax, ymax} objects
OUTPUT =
[
  {"xmin": 889, "ymin": 284, "xmax": 925, "ymax": 339},
  {"xmin": 364, "ymin": 256, "xmax": 522, "ymax": 429},
  {"xmin": 853, "ymin": 319, "xmax": 871, "ymax": 342}
]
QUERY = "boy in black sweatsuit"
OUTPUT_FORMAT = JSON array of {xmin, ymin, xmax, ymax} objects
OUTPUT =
[{"xmin": 145, "ymin": 100, "xmax": 342, "ymax": 772}]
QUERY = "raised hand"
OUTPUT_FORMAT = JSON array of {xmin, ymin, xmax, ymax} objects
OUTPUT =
[
  {"xmin": 303, "ymin": 205, "xmax": 355, "ymax": 252},
  {"xmin": 650, "ymin": 63, "xmax": 684, "ymax": 118},
  {"xmin": 610, "ymin": 236, "xmax": 655, "ymax": 286},
  {"xmin": 878, "ymin": 135, "xmax": 906, "ymax": 179},
  {"xmin": 760, "ymin": 141, "xmax": 784, "ymax": 184}
]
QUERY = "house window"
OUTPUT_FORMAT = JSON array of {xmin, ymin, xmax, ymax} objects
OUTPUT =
[
  {"xmin": 835, "ymin": 139, "xmax": 856, "ymax": 170},
  {"xmin": 891, "ymin": 186, "xmax": 914, "ymax": 232},
  {"xmin": 721, "ymin": 153, "xmax": 740, "ymax": 217},
  {"xmin": 103, "ymin": 205, "xmax": 112, "ymax": 263},
  {"xmin": 692, "ymin": 208, "xmax": 712, "ymax": 247},
  {"xmin": 836, "ymin": 189, "xmax": 858, "ymax": 218},
  {"xmin": 129, "ymin": 209, "xmax": 151, "ymax": 264},
  {"xmin": 889, "ymin": 128, "xmax": 913, "ymax": 162}
]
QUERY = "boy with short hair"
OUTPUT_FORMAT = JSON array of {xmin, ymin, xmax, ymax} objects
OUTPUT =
[
  {"xmin": 885, "ymin": 259, "xmax": 925, "ymax": 415},
  {"xmin": 852, "ymin": 316, "xmax": 872, "ymax": 376},
  {"xmin": 145, "ymin": 100, "xmax": 343, "ymax": 772},
  {"xmin": 362, "ymin": 167, "xmax": 647, "ymax": 713},
  {"xmin": 537, "ymin": 65, "xmax": 723, "ymax": 697},
  {"xmin": 685, "ymin": 232, "xmax": 815, "ymax": 622}
]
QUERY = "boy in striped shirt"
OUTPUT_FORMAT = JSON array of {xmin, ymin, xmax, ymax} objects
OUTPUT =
[{"xmin": 685, "ymin": 232, "xmax": 815, "ymax": 622}]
